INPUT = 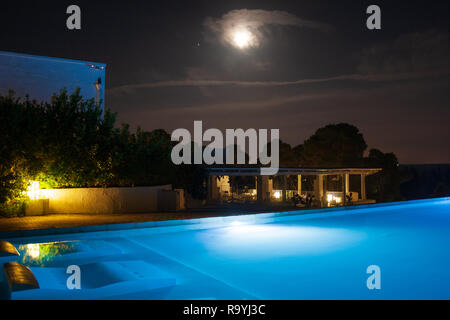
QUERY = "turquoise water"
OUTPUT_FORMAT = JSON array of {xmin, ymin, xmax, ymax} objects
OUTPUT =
[{"xmin": 6, "ymin": 198, "xmax": 450, "ymax": 299}]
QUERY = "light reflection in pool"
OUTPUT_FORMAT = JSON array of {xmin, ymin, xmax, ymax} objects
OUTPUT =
[
  {"xmin": 17, "ymin": 241, "xmax": 79, "ymax": 267},
  {"xmin": 199, "ymin": 224, "xmax": 367, "ymax": 259}
]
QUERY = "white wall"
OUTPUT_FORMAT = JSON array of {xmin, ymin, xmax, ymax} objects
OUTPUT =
[
  {"xmin": 40, "ymin": 185, "xmax": 172, "ymax": 214},
  {"xmin": 0, "ymin": 51, "xmax": 106, "ymax": 110}
]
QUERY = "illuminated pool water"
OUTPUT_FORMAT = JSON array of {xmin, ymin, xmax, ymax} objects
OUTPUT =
[{"xmin": 5, "ymin": 198, "xmax": 450, "ymax": 299}]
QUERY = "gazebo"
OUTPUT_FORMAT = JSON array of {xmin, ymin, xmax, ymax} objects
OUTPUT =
[{"xmin": 205, "ymin": 167, "xmax": 382, "ymax": 207}]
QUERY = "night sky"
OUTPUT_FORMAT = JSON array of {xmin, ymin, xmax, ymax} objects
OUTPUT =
[{"xmin": 1, "ymin": 0, "xmax": 449, "ymax": 164}]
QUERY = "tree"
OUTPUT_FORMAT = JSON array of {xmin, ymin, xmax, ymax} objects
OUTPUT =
[
  {"xmin": 365, "ymin": 148, "xmax": 408, "ymax": 202},
  {"xmin": 300, "ymin": 123, "xmax": 367, "ymax": 168},
  {"xmin": 39, "ymin": 88, "xmax": 115, "ymax": 188},
  {"xmin": 0, "ymin": 91, "xmax": 46, "ymax": 215},
  {"xmin": 279, "ymin": 140, "xmax": 301, "ymax": 167},
  {"xmin": 296, "ymin": 123, "xmax": 407, "ymax": 202},
  {"xmin": 0, "ymin": 89, "xmax": 193, "ymax": 215}
]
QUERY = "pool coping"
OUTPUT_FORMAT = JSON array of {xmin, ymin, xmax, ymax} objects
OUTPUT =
[{"xmin": 1, "ymin": 197, "xmax": 449, "ymax": 239}]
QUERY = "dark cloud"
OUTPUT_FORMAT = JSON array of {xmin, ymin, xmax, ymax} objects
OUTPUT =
[{"xmin": 358, "ymin": 30, "xmax": 450, "ymax": 76}]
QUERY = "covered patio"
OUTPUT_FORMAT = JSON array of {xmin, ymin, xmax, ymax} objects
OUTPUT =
[{"xmin": 205, "ymin": 167, "xmax": 382, "ymax": 208}]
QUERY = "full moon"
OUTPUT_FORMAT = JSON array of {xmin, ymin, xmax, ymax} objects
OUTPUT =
[{"xmin": 232, "ymin": 30, "xmax": 252, "ymax": 49}]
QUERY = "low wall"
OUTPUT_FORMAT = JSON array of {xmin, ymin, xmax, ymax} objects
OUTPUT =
[{"xmin": 39, "ymin": 185, "xmax": 172, "ymax": 214}]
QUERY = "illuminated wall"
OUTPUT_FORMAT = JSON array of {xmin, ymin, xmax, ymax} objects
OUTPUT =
[{"xmin": 36, "ymin": 185, "xmax": 173, "ymax": 215}]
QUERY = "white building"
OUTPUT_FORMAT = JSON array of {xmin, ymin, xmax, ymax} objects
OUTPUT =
[{"xmin": 0, "ymin": 51, "xmax": 106, "ymax": 110}]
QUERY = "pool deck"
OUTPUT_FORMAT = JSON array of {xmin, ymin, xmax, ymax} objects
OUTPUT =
[
  {"xmin": 0, "ymin": 212, "xmax": 198, "ymax": 232},
  {"xmin": 0, "ymin": 204, "xmax": 296, "ymax": 235}
]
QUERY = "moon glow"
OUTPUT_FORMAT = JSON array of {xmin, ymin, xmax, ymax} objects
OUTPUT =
[{"xmin": 233, "ymin": 30, "xmax": 252, "ymax": 48}]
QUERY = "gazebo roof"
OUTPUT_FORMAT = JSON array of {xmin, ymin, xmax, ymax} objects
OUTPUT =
[{"xmin": 205, "ymin": 167, "xmax": 382, "ymax": 176}]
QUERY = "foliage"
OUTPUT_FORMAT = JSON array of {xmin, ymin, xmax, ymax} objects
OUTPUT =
[
  {"xmin": 299, "ymin": 123, "xmax": 367, "ymax": 168},
  {"xmin": 0, "ymin": 89, "xmax": 203, "ymax": 215},
  {"xmin": 37, "ymin": 89, "xmax": 115, "ymax": 188},
  {"xmin": 292, "ymin": 123, "xmax": 407, "ymax": 202},
  {"xmin": 176, "ymin": 164, "xmax": 207, "ymax": 200},
  {"xmin": 365, "ymin": 148, "xmax": 409, "ymax": 202},
  {"xmin": 279, "ymin": 140, "xmax": 301, "ymax": 167},
  {"xmin": 0, "ymin": 91, "xmax": 43, "ymax": 214},
  {"xmin": 109, "ymin": 126, "xmax": 176, "ymax": 186}
]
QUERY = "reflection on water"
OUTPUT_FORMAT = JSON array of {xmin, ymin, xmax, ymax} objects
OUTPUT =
[{"xmin": 18, "ymin": 241, "xmax": 79, "ymax": 266}]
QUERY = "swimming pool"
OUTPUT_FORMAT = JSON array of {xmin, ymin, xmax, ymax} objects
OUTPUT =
[{"xmin": 4, "ymin": 198, "xmax": 450, "ymax": 300}]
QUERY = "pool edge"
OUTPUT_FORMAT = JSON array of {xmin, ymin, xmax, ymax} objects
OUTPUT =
[{"xmin": 2, "ymin": 196, "xmax": 449, "ymax": 239}]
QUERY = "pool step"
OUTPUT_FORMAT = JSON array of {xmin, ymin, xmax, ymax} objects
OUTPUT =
[
  {"xmin": 1, "ymin": 241, "xmax": 40, "ymax": 300},
  {"xmin": 0, "ymin": 240, "xmax": 20, "ymax": 263},
  {"xmin": 3, "ymin": 262, "xmax": 40, "ymax": 292}
]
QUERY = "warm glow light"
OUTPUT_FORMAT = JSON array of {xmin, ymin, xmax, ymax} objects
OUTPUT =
[
  {"xmin": 26, "ymin": 181, "xmax": 41, "ymax": 200},
  {"xmin": 25, "ymin": 180, "xmax": 52, "ymax": 200},
  {"xmin": 233, "ymin": 30, "xmax": 252, "ymax": 48},
  {"xmin": 274, "ymin": 191, "xmax": 281, "ymax": 199},
  {"xmin": 26, "ymin": 243, "xmax": 40, "ymax": 259},
  {"xmin": 326, "ymin": 193, "xmax": 343, "ymax": 204}
]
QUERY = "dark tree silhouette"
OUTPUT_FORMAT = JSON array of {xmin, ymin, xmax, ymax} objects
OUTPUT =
[{"xmin": 299, "ymin": 123, "xmax": 367, "ymax": 168}]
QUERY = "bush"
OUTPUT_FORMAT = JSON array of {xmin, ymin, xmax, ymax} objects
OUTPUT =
[
  {"xmin": 0, "ymin": 89, "xmax": 207, "ymax": 216},
  {"xmin": 0, "ymin": 198, "xmax": 27, "ymax": 217}
]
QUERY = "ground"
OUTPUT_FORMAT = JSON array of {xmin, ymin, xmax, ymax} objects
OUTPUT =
[{"xmin": 0, "ymin": 203, "xmax": 300, "ymax": 232}]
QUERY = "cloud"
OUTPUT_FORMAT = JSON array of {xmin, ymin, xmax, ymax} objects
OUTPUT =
[
  {"xmin": 203, "ymin": 9, "xmax": 332, "ymax": 48},
  {"xmin": 108, "ymin": 72, "xmax": 444, "ymax": 95},
  {"xmin": 108, "ymin": 30, "xmax": 450, "ymax": 96},
  {"xmin": 358, "ymin": 30, "xmax": 450, "ymax": 75}
]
